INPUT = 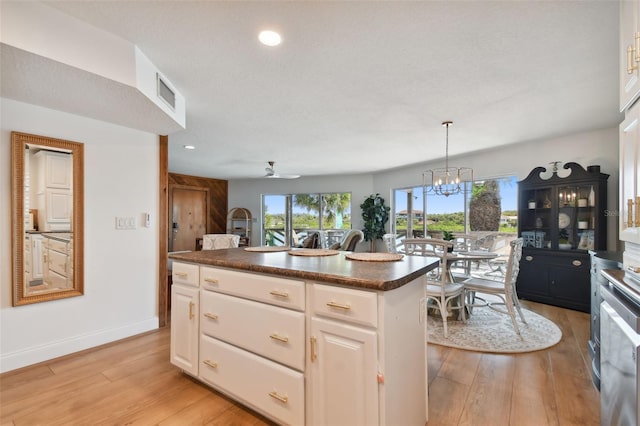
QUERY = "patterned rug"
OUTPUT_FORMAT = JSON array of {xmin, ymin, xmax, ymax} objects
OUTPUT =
[{"xmin": 427, "ymin": 305, "xmax": 562, "ymax": 353}]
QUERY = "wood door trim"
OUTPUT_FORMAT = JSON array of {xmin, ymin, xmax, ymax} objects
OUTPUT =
[
  {"xmin": 168, "ymin": 184, "xmax": 210, "ymax": 252},
  {"xmin": 158, "ymin": 136, "xmax": 168, "ymax": 328}
]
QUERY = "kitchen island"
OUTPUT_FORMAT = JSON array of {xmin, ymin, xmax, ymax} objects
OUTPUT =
[{"xmin": 169, "ymin": 247, "xmax": 439, "ymax": 425}]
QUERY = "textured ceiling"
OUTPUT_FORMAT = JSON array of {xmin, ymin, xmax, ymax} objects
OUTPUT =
[{"xmin": 4, "ymin": 1, "xmax": 622, "ymax": 179}]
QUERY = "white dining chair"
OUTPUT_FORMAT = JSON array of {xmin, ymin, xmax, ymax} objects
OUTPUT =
[
  {"xmin": 423, "ymin": 239, "xmax": 465, "ymax": 338},
  {"xmin": 462, "ymin": 237, "xmax": 526, "ymax": 334}
]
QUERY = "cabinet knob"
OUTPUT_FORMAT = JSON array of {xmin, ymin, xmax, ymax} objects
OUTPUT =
[
  {"xmin": 525, "ymin": 256, "xmax": 533, "ymax": 261},
  {"xmin": 572, "ymin": 260, "xmax": 582, "ymax": 267}
]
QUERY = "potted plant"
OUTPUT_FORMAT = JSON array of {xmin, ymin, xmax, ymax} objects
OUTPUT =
[
  {"xmin": 360, "ymin": 194, "xmax": 390, "ymax": 252},
  {"xmin": 442, "ymin": 230, "xmax": 455, "ymax": 252},
  {"xmin": 558, "ymin": 229, "xmax": 571, "ymax": 250}
]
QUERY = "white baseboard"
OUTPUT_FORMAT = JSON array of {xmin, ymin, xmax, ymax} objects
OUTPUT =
[{"xmin": 0, "ymin": 317, "xmax": 159, "ymax": 373}]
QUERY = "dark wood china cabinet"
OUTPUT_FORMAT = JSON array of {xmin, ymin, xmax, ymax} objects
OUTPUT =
[{"xmin": 516, "ymin": 162, "xmax": 609, "ymax": 312}]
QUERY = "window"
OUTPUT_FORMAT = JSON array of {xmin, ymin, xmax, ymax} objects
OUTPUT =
[
  {"xmin": 392, "ymin": 176, "xmax": 517, "ymax": 239},
  {"xmin": 262, "ymin": 192, "xmax": 351, "ymax": 246}
]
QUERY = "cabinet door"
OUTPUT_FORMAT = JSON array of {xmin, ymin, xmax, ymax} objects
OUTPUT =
[
  {"xmin": 44, "ymin": 152, "xmax": 72, "ymax": 189},
  {"xmin": 620, "ymin": 102, "xmax": 640, "ymax": 243},
  {"xmin": 170, "ymin": 285, "xmax": 199, "ymax": 375},
  {"xmin": 621, "ymin": 0, "xmax": 640, "ymax": 111},
  {"xmin": 516, "ymin": 252, "xmax": 549, "ymax": 298},
  {"xmin": 548, "ymin": 259, "xmax": 590, "ymax": 312},
  {"xmin": 309, "ymin": 317, "xmax": 378, "ymax": 426}
]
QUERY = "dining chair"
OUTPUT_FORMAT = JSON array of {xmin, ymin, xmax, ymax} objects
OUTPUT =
[
  {"xmin": 423, "ymin": 239, "xmax": 465, "ymax": 338},
  {"xmin": 329, "ymin": 229, "xmax": 364, "ymax": 251},
  {"xmin": 403, "ymin": 238, "xmax": 438, "ymax": 256},
  {"xmin": 462, "ymin": 237, "xmax": 526, "ymax": 334},
  {"xmin": 382, "ymin": 233, "xmax": 397, "ymax": 253}
]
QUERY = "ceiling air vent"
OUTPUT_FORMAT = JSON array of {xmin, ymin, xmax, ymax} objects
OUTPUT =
[{"xmin": 156, "ymin": 73, "xmax": 176, "ymax": 110}]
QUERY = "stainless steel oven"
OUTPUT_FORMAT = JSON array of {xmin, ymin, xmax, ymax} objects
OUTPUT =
[{"xmin": 600, "ymin": 281, "xmax": 640, "ymax": 426}]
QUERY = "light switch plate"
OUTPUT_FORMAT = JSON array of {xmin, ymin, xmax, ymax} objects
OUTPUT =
[{"xmin": 116, "ymin": 217, "xmax": 136, "ymax": 230}]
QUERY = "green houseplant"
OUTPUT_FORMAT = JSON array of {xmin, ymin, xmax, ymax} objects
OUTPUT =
[
  {"xmin": 360, "ymin": 194, "xmax": 390, "ymax": 252},
  {"xmin": 442, "ymin": 230, "xmax": 455, "ymax": 252}
]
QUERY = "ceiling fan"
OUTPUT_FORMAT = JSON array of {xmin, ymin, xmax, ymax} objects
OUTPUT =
[{"xmin": 264, "ymin": 161, "xmax": 300, "ymax": 179}]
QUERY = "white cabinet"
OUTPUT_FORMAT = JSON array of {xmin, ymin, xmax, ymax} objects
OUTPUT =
[
  {"xmin": 621, "ymin": 92, "xmax": 640, "ymax": 244},
  {"xmin": 308, "ymin": 316, "xmax": 378, "ymax": 426},
  {"xmin": 32, "ymin": 150, "xmax": 72, "ymax": 232},
  {"xmin": 42, "ymin": 235, "xmax": 72, "ymax": 290},
  {"xmin": 24, "ymin": 234, "xmax": 44, "ymax": 283},
  {"xmin": 170, "ymin": 262, "xmax": 428, "ymax": 425},
  {"xmin": 621, "ymin": 0, "xmax": 640, "ymax": 111},
  {"xmin": 170, "ymin": 262, "xmax": 200, "ymax": 376}
]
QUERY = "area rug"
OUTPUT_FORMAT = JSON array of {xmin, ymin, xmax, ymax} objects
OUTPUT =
[{"xmin": 427, "ymin": 306, "xmax": 562, "ymax": 353}]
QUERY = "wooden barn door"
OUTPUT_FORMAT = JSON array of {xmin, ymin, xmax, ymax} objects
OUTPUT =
[{"xmin": 169, "ymin": 185, "xmax": 209, "ymax": 252}]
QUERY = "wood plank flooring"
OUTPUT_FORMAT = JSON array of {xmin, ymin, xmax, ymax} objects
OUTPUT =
[{"xmin": 1, "ymin": 300, "xmax": 598, "ymax": 425}]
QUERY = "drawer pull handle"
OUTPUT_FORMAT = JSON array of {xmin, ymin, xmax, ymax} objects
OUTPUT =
[
  {"xmin": 204, "ymin": 278, "xmax": 219, "ymax": 284},
  {"xmin": 268, "ymin": 391, "xmax": 288, "ymax": 404},
  {"xmin": 310, "ymin": 337, "xmax": 317, "ymax": 362},
  {"xmin": 203, "ymin": 360, "xmax": 218, "ymax": 369},
  {"xmin": 204, "ymin": 313, "xmax": 218, "ymax": 320},
  {"xmin": 572, "ymin": 260, "xmax": 582, "ymax": 267},
  {"xmin": 636, "ymin": 196, "xmax": 640, "ymax": 227},
  {"xmin": 189, "ymin": 302, "xmax": 195, "ymax": 320},
  {"xmin": 269, "ymin": 333, "xmax": 289, "ymax": 343},
  {"xmin": 175, "ymin": 272, "xmax": 188, "ymax": 278},
  {"xmin": 327, "ymin": 301, "xmax": 351, "ymax": 310},
  {"xmin": 525, "ymin": 256, "xmax": 533, "ymax": 262},
  {"xmin": 626, "ymin": 266, "xmax": 640, "ymax": 273},
  {"xmin": 628, "ymin": 199, "xmax": 634, "ymax": 228},
  {"xmin": 269, "ymin": 290, "xmax": 289, "ymax": 298}
]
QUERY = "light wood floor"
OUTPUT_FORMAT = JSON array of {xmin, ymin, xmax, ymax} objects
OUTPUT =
[{"xmin": 0, "ymin": 300, "xmax": 598, "ymax": 426}]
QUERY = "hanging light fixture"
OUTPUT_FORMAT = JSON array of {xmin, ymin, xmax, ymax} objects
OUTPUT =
[{"xmin": 422, "ymin": 121, "xmax": 473, "ymax": 197}]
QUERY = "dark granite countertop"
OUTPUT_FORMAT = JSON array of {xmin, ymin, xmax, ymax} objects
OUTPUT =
[
  {"xmin": 169, "ymin": 248, "xmax": 439, "ymax": 291},
  {"xmin": 41, "ymin": 232, "xmax": 73, "ymax": 243}
]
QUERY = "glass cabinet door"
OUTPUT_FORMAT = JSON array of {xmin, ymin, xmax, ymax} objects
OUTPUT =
[
  {"xmin": 520, "ymin": 187, "xmax": 552, "ymax": 249},
  {"xmin": 557, "ymin": 185, "xmax": 596, "ymax": 251}
]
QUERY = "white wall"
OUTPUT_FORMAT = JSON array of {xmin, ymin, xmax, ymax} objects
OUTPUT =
[
  {"xmin": 230, "ymin": 127, "xmax": 619, "ymax": 251},
  {"xmin": 0, "ymin": 98, "xmax": 159, "ymax": 372}
]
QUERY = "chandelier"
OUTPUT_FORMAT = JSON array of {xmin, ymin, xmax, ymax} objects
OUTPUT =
[{"xmin": 422, "ymin": 121, "xmax": 473, "ymax": 197}]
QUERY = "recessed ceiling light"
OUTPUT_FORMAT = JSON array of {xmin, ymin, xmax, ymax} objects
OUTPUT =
[
  {"xmin": 183, "ymin": 145, "xmax": 195, "ymax": 150},
  {"xmin": 258, "ymin": 30, "xmax": 282, "ymax": 47}
]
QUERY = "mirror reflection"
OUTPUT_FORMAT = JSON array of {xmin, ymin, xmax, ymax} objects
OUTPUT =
[{"xmin": 12, "ymin": 132, "xmax": 84, "ymax": 306}]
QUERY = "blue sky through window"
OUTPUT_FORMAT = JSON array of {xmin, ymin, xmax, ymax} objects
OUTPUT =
[{"xmin": 394, "ymin": 176, "xmax": 518, "ymax": 214}]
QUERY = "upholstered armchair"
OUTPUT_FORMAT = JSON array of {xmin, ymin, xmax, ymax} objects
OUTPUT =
[
  {"xmin": 329, "ymin": 229, "xmax": 364, "ymax": 251},
  {"xmin": 202, "ymin": 234, "xmax": 240, "ymax": 250}
]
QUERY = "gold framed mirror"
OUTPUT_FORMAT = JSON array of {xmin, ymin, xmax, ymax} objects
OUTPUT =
[{"xmin": 11, "ymin": 132, "xmax": 84, "ymax": 306}]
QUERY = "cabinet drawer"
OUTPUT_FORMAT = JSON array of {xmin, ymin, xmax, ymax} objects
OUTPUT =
[
  {"xmin": 200, "ymin": 291, "xmax": 305, "ymax": 371},
  {"xmin": 200, "ymin": 266, "xmax": 304, "ymax": 311},
  {"xmin": 47, "ymin": 238, "xmax": 68, "ymax": 254},
  {"xmin": 200, "ymin": 335, "xmax": 304, "ymax": 426},
  {"xmin": 311, "ymin": 283, "xmax": 378, "ymax": 328},
  {"xmin": 48, "ymin": 249, "xmax": 67, "ymax": 276},
  {"xmin": 172, "ymin": 262, "xmax": 199, "ymax": 287}
]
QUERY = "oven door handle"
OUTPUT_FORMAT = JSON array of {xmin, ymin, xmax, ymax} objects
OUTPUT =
[{"xmin": 601, "ymin": 300, "xmax": 640, "ymax": 344}]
